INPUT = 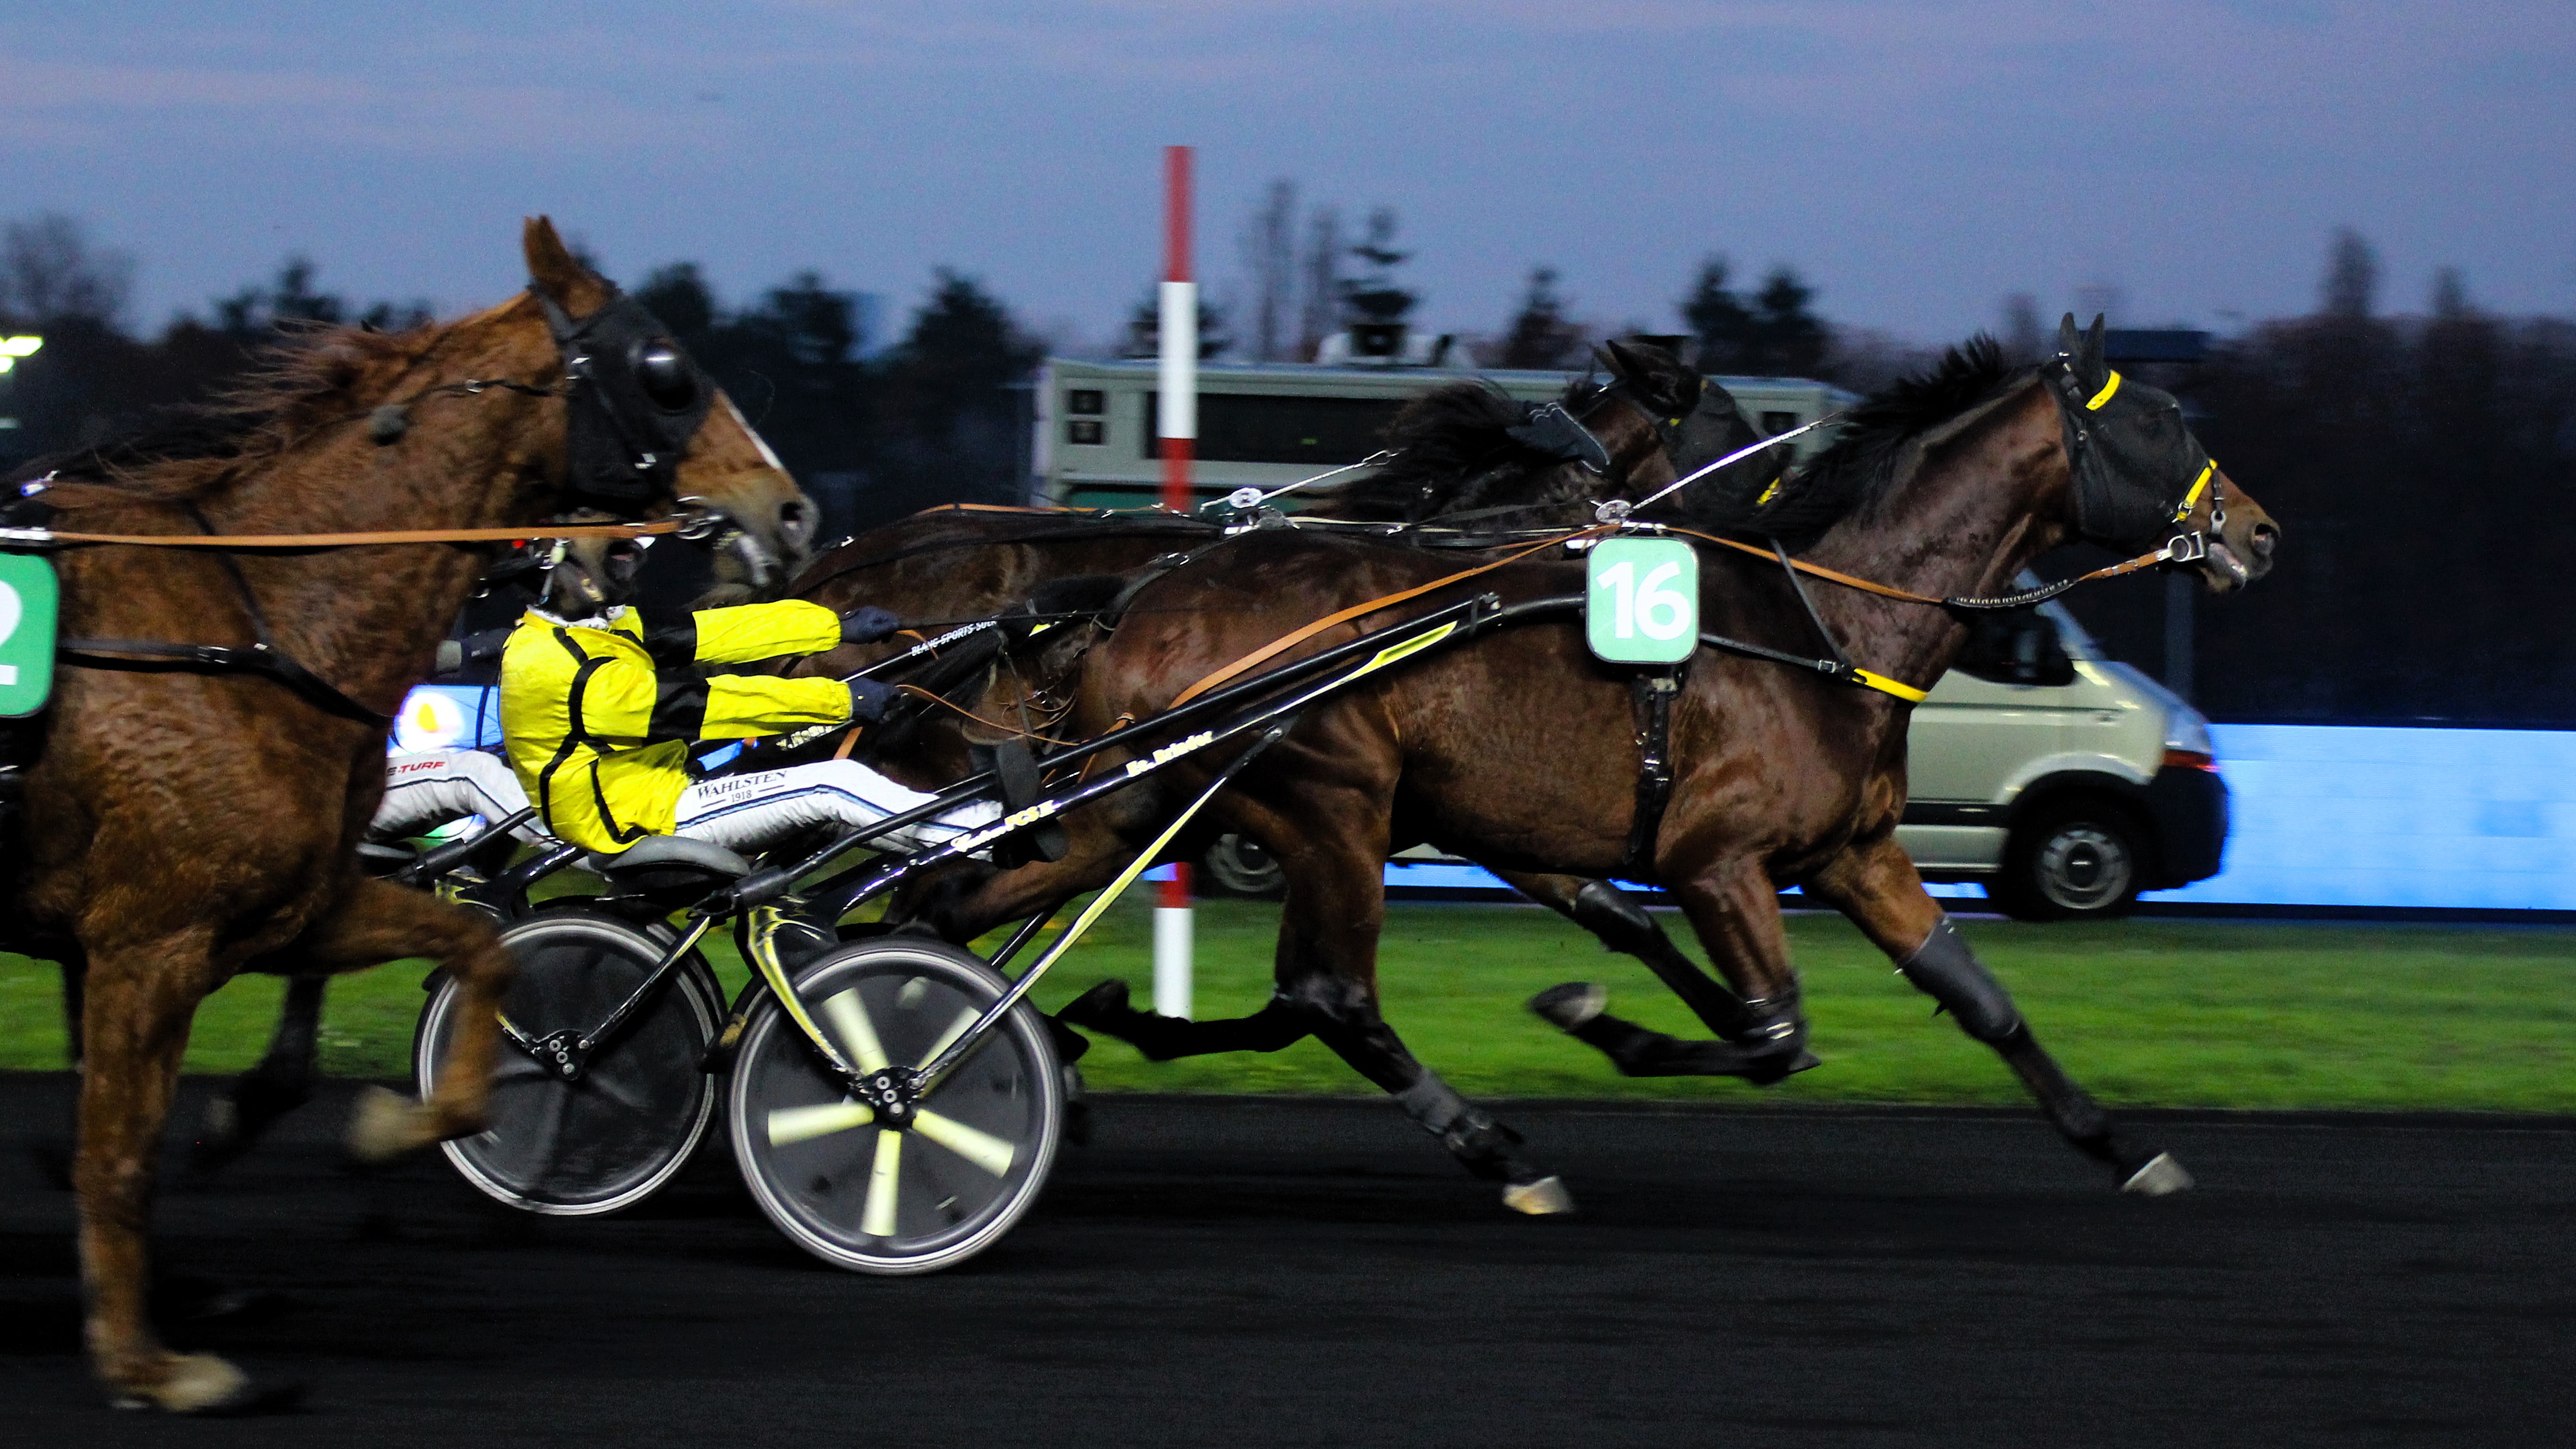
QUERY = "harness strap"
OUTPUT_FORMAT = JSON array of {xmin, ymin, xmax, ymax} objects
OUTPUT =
[
  {"xmin": 8, "ymin": 519, "xmax": 684, "ymax": 549},
  {"xmin": 1166, "ymin": 527, "xmax": 1608, "ymax": 708},
  {"xmin": 1622, "ymin": 663, "xmax": 1683, "ymax": 879}
]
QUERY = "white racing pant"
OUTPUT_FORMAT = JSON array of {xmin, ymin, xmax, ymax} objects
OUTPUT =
[
  {"xmin": 372, "ymin": 750, "xmax": 557, "ymax": 846},
  {"xmin": 671, "ymin": 760, "xmax": 1002, "ymax": 857}
]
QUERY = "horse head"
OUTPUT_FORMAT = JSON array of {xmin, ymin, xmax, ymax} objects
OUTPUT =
[
  {"xmin": 521, "ymin": 218, "xmax": 815, "ymax": 588},
  {"xmin": 2046, "ymin": 313, "xmax": 2278, "ymax": 593}
]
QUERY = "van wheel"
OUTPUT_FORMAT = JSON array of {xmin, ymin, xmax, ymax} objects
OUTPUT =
[
  {"xmin": 1994, "ymin": 806, "xmax": 2144, "ymax": 921},
  {"xmin": 1201, "ymin": 834, "xmax": 1285, "ymax": 899}
]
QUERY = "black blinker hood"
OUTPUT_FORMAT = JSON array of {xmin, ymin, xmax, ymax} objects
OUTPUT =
[
  {"xmin": 532, "ymin": 282, "xmax": 716, "ymax": 508},
  {"xmin": 2045, "ymin": 314, "xmax": 2218, "ymax": 551}
]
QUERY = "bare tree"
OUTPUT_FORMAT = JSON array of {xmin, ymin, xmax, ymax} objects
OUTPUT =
[
  {"xmin": 1295, "ymin": 205, "xmax": 1342, "ymax": 361},
  {"xmin": 3, "ymin": 212, "xmax": 135, "ymax": 326},
  {"xmin": 2321, "ymin": 226, "xmax": 2378, "ymax": 319},
  {"xmin": 2431, "ymin": 265, "xmax": 2472, "ymax": 321},
  {"xmin": 1239, "ymin": 180, "xmax": 1297, "ymax": 362}
]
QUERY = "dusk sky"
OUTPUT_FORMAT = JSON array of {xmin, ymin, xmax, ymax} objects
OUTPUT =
[{"xmin": 6, "ymin": 2, "xmax": 2571, "ymax": 350}]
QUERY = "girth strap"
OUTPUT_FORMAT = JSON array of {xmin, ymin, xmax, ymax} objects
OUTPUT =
[{"xmin": 1622, "ymin": 662, "xmax": 1684, "ymax": 881}]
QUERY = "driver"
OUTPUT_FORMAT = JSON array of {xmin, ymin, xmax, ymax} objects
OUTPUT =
[{"xmin": 497, "ymin": 527, "xmax": 998, "ymax": 861}]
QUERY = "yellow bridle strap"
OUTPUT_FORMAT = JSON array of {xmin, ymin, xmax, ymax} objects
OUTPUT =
[
  {"xmin": 1849, "ymin": 668, "xmax": 1929, "ymax": 702},
  {"xmin": 2171, "ymin": 459, "xmax": 2217, "ymax": 521},
  {"xmin": 2084, "ymin": 370, "xmax": 2124, "ymax": 410}
]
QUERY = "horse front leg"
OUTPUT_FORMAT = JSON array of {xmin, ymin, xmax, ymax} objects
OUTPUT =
[
  {"xmin": 268, "ymin": 878, "xmax": 514, "ymax": 1162},
  {"xmin": 75, "ymin": 927, "xmax": 275, "ymax": 1412},
  {"xmin": 1493, "ymin": 869, "xmax": 1761, "ymax": 1040},
  {"xmin": 190, "ymin": 975, "xmax": 326, "ymax": 1174},
  {"xmin": 1805, "ymin": 834, "xmax": 2191, "ymax": 1194}
]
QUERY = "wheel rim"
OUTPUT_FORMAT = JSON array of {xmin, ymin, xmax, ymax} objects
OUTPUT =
[
  {"xmin": 418, "ymin": 915, "xmax": 716, "ymax": 1215},
  {"xmin": 729, "ymin": 941, "xmax": 1060, "ymax": 1274},
  {"xmin": 2035, "ymin": 824, "xmax": 2133, "ymax": 912},
  {"xmin": 1203, "ymin": 834, "xmax": 1283, "ymax": 896}
]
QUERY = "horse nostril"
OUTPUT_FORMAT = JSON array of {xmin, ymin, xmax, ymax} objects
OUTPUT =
[
  {"xmin": 778, "ymin": 498, "xmax": 814, "ymax": 549},
  {"xmin": 2252, "ymin": 522, "xmax": 2278, "ymax": 557}
]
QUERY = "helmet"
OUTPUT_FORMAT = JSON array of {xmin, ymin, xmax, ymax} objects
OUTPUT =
[{"xmin": 534, "ymin": 513, "xmax": 652, "ymax": 620}]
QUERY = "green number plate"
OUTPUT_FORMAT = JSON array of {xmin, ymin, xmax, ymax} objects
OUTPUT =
[
  {"xmin": 1585, "ymin": 537, "xmax": 1699, "ymax": 665},
  {"xmin": 0, "ymin": 551, "xmax": 59, "ymax": 716}
]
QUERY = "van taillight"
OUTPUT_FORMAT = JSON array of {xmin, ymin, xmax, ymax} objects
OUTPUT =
[{"xmin": 2162, "ymin": 749, "xmax": 2217, "ymax": 772}]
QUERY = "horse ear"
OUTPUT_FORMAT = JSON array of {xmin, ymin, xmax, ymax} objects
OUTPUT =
[
  {"xmin": 2055, "ymin": 312, "xmax": 2081, "ymax": 359},
  {"xmin": 2081, "ymin": 313, "xmax": 2109, "ymax": 383},
  {"xmin": 522, "ymin": 217, "xmax": 612, "ymax": 316},
  {"xmin": 1599, "ymin": 338, "xmax": 1697, "ymax": 415}
]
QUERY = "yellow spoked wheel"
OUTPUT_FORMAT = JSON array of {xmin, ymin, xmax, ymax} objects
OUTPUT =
[{"xmin": 726, "ymin": 938, "xmax": 1063, "ymax": 1275}]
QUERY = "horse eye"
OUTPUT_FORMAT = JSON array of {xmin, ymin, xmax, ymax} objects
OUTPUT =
[{"xmin": 631, "ymin": 339, "xmax": 697, "ymax": 411}]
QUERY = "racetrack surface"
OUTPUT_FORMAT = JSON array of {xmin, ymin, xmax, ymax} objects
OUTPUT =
[{"xmin": 5, "ymin": 1075, "xmax": 2571, "ymax": 1446}]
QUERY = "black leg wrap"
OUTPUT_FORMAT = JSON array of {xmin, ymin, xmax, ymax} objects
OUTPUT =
[
  {"xmin": 1395, "ymin": 1073, "xmax": 1532, "ymax": 1184},
  {"xmin": 1897, "ymin": 918, "xmax": 2024, "ymax": 1043},
  {"xmin": 1568, "ymin": 879, "xmax": 1674, "ymax": 959}
]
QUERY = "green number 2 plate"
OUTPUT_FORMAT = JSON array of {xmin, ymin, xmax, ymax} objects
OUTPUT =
[
  {"xmin": 0, "ymin": 552, "xmax": 60, "ymax": 716},
  {"xmin": 1585, "ymin": 536, "xmax": 1699, "ymax": 665}
]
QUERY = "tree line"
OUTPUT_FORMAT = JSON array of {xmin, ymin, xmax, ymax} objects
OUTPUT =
[{"xmin": 0, "ymin": 208, "xmax": 2568, "ymax": 725}]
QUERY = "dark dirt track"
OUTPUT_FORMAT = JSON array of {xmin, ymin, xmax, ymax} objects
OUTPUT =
[{"xmin": 5, "ymin": 1074, "xmax": 2572, "ymax": 1447}]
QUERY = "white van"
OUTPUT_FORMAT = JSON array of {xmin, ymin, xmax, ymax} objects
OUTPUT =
[
  {"xmin": 1899, "ymin": 596, "xmax": 2226, "ymax": 919},
  {"xmin": 1202, "ymin": 596, "xmax": 2228, "ymax": 921}
]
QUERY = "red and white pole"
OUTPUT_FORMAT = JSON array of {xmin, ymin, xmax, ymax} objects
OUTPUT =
[{"xmin": 1154, "ymin": 144, "xmax": 1196, "ymax": 1020}]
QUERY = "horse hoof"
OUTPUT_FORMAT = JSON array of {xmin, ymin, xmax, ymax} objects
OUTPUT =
[
  {"xmin": 344, "ymin": 1086, "xmax": 432, "ymax": 1163},
  {"xmin": 1501, "ymin": 1175, "xmax": 1577, "ymax": 1216},
  {"xmin": 2121, "ymin": 1152, "xmax": 2194, "ymax": 1197},
  {"xmin": 109, "ymin": 1352, "xmax": 299, "ymax": 1414},
  {"xmin": 1059, "ymin": 979, "xmax": 1132, "ymax": 1029},
  {"xmin": 1528, "ymin": 982, "xmax": 1607, "ymax": 1031}
]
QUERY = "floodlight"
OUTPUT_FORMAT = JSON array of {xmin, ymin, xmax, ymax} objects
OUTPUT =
[{"xmin": 0, "ymin": 336, "xmax": 41, "ymax": 357}]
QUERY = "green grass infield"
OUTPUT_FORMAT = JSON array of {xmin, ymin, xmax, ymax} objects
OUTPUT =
[{"xmin": 3, "ymin": 898, "xmax": 2571, "ymax": 1112}]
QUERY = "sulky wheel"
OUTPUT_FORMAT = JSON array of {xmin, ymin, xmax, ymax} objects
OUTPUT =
[
  {"xmin": 727, "ymin": 937, "xmax": 1062, "ymax": 1275},
  {"xmin": 414, "ymin": 908, "xmax": 724, "ymax": 1216}
]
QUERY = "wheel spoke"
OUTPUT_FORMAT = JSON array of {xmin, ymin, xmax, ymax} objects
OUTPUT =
[
  {"xmin": 913, "ymin": 1109, "xmax": 1014, "ymax": 1178},
  {"xmin": 915, "ymin": 1007, "xmax": 980, "ymax": 1071},
  {"xmin": 861, "ymin": 1128, "xmax": 903, "ymax": 1237},
  {"xmin": 766, "ymin": 1099, "xmax": 876, "ymax": 1146},
  {"xmin": 823, "ymin": 987, "xmax": 891, "ymax": 1073}
]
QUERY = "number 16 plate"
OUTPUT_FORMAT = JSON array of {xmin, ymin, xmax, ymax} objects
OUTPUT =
[{"xmin": 1585, "ymin": 537, "xmax": 1699, "ymax": 666}]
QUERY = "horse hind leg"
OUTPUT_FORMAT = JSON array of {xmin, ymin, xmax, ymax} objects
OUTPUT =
[
  {"xmin": 264, "ymin": 877, "xmax": 513, "ymax": 1162},
  {"xmin": 191, "ymin": 975, "xmax": 326, "ymax": 1175}
]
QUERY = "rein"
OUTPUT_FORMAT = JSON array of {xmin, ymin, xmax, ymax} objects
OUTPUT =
[{"xmin": 5, "ymin": 518, "xmax": 686, "ymax": 550}]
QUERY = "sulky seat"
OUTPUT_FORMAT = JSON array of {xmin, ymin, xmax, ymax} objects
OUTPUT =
[{"xmin": 587, "ymin": 836, "xmax": 753, "ymax": 897}]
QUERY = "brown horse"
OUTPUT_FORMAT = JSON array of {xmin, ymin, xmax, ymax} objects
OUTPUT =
[
  {"xmin": 784, "ymin": 341, "xmax": 1779, "ymax": 1020},
  {"xmin": 902, "ymin": 321, "xmax": 2281, "ymax": 1211},
  {"xmin": 15, "ymin": 218, "xmax": 809, "ymax": 1411}
]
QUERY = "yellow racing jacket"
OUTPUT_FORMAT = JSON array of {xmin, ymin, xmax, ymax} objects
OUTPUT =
[{"xmin": 500, "ymin": 601, "xmax": 851, "ymax": 854}]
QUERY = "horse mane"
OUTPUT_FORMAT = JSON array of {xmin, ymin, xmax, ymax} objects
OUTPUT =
[
  {"xmin": 17, "ymin": 320, "xmax": 447, "ymax": 502},
  {"xmin": 1307, "ymin": 375, "xmax": 1608, "ymax": 521},
  {"xmin": 1688, "ymin": 334, "xmax": 2024, "ymax": 548}
]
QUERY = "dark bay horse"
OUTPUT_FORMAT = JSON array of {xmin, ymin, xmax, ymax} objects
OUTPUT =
[
  {"xmin": 17, "ymin": 219, "xmax": 809, "ymax": 1411},
  {"xmin": 905, "ymin": 321, "xmax": 2281, "ymax": 1211},
  {"xmin": 784, "ymin": 341, "xmax": 1778, "ymax": 999}
]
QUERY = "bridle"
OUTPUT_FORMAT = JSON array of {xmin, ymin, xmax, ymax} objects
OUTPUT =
[{"xmin": 19, "ymin": 280, "xmax": 725, "ymax": 725}]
